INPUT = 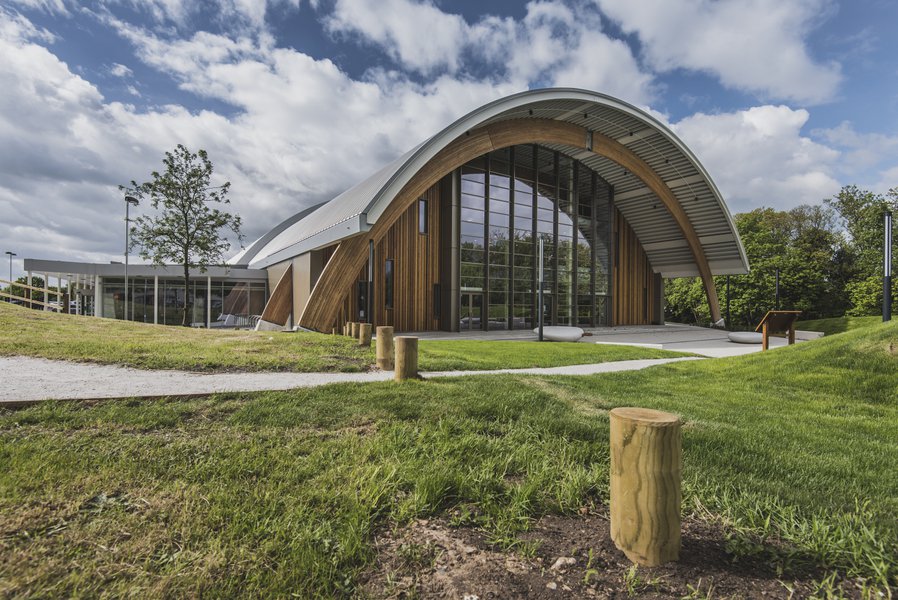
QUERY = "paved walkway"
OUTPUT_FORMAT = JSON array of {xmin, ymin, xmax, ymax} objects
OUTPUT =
[
  {"xmin": 0, "ymin": 356, "xmax": 702, "ymax": 406},
  {"xmin": 412, "ymin": 323, "xmax": 807, "ymax": 358}
]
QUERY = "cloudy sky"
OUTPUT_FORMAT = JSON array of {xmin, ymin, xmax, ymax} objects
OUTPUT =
[{"xmin": 1, "ymin": 0, "xmax": 897, "ymax": 278}]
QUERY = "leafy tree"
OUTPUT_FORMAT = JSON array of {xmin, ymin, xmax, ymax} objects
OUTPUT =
[
  {"xmin": 825, "ymin": 185, "xmax": 897, "ymax": 315},
  {"xmin": 665, "ymin": 205, "xmax": 848, "ymax": 328},
  {"xmin": 122, "ymin": 145, "xmax": 242, "ymax": 326}
]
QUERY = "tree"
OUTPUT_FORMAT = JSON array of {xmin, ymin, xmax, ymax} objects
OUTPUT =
[
  {"xmin": 825, "ymin": 185, "xmax": 898, "ymax": 315},
  {"xmin": 665, "ymin": 205, "xmax": 848, "ymax": 328},
  {"xmin": 122, "ymin": 145, "xmax": 242, "ymax": 326}
]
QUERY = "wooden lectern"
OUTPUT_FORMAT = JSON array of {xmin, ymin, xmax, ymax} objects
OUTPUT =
[{"xmin": 754, "ymin": 310, "xmax": 802, "ymax": 350}]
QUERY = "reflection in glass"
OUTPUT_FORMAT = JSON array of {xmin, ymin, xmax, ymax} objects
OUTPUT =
[{"xmin": 458, "ymin": 144, "xmax": 612, "ymax": 329}]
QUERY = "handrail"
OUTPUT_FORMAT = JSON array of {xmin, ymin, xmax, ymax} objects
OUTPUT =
[
  {"xmin": 0, "ymin": 278, "xmax": 65, "ymax": 296},
  {"xmin": 0, "ymin": 291, "xmax": 57, "ymax": 308}
]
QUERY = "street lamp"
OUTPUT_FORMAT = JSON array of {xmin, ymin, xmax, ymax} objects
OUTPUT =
[
  {"xmin": 4, "ymin": 251, "xmax": 15, "ymax": 302},
  {"xmin": 124, "ymin": 195, "xmax": 139, "ymax": 321},
  {"xmin": 885, "ymin": 210, "xmax": 892, "ymax": 322}
]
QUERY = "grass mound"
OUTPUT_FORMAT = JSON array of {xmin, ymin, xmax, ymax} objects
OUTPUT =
[
  {"xmin": 798, "ymin": 314, "xmax": 881, "ymax": 335},
  {"xmin": 1, "ymin": 317, "xmax": 895, "ymax": 596},
  {"xmin": 0, "ymin": 302, "xmax": 685, "ymax": 372}
]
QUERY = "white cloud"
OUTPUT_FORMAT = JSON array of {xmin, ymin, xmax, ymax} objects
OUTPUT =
[
  {"xmin": 325, "ymin": 0, "xmax": 656, "ymax": 105},
  {"xmin": 94, "ymin": 0, "xmax": 309, "ymax": 32},
  {"xmin": 813, "ymin": 121, "xmax": 898, "ymax": 174},
  {"xmin": 0, "ymin": 4, "xmax": 860, "ymax": 277},
  {"xmin": 0, "ymin": 9, "xmax": 522, "ymax": 266},
  {"xmin": 874, "ymin": 165, "xmax": 898, "ymax": 195},
  {"xmin": 593, "ymin": 0, "xmax": 842, "ymax": 104},
  {"xmin": 326, "ymin": 0, "xmax": 469, "ymax": 75},
  {"xmin": 7, "ymin": 0, "xmax": 68, "ymax": 16},
  {"xmin": 672, "ymin": 105, "xmax": 842, "ymax": 211},
  {"xmin": 109, "ymin": 62, "xmax": 132, "ymax": 77}
]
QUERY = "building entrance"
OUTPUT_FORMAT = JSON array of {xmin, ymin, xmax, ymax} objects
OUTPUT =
[{"xmin": 459, "ymin": 292, "xmax": 482, "ymax": 330}]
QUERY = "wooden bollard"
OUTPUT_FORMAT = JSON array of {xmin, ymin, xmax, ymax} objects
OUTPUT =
[
  {"xmin": 332, "ymin": 327, "xmax": 338, "ymax": 335},
  {"xmin": 343, "ymin": 322, "xmax": 349, "ymax": 336},
  {"xmin": 609, "ymin": 407, "xmax": 681, "ymax": 566},
  {"xmin": 376, "ymin": 326, "xmax": 394, "ymax": 370},
  {"xmin": 351, "ymin": 322, "xmax": 359, "ymax": 338},
  {"xmin": 394, "ymin": 336, "xmax": 418, "ymax": 381},
  {"xmin": 359, "ymin": 323, "xmax": 372, "ymax": 347}
]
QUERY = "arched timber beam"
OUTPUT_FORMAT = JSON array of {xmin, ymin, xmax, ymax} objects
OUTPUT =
[{"xmin": 300, "ymin": 118, "xmax": 721, "ymax": 331}]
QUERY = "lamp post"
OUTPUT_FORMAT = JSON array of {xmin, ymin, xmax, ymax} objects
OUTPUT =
[
  {"xmin": 885, "ymin": 210, "xmax": 892, "ymax": 322},
  {"xmin": 538, "ymin": 237, "xmax": 544, "ymax": 341},
  {"xmin": 4, "ymin": 251, "xmax": 15, "ymax": 302},
  {"xmin": 774, "ymin": 267, "xmax": 780, "ymax": 311},
  {"xmin": 124, "ymin": 195, "xmax": 139, "ymax": 321}
]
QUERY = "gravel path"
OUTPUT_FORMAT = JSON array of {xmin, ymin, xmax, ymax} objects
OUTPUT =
[{"xmin": 0, "ymin": 356, "xmax": 702, "ymax": 406}]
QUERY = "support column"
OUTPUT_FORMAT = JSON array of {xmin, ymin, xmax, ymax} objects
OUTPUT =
[
  {"xmin": 43, "ymin": 273, "xmax": 48, "ymax": 311},
  {"xmin": 450, "ymin": 169, "xmax": 460, "ymax": 331},
  {"xmin": 207, "ymin": 275, "xmax": 212, "ymax": 329},
  {"xmin": 94, "ymin": 274, "xmax": 102, "ymax": 317},
  {"xmin": 154, "ymin": 275, "xmax": 159, "ymax": 325}
]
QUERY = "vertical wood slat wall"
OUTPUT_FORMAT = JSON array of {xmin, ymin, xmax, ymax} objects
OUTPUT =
[
  {"xmin": 613, "ymin": 207, "xmax": 657, "ymax": 326},
  {"xmin": 333, "ymin": 182, "xmax": 442, "ymax": 333},
  {"xmin": 329, "ymin": 186, "xmax": 656, "ymax": 330}
]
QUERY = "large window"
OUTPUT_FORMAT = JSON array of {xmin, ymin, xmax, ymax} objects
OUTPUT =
[
  {"xmin": 418, "ymin": 198, "xmax": 428, "ymax": 234},
  {"xmin": 101, "ymin": 277, "xmax": 265, "ymax": 327},
  {"xmin": 384, "ymin": 259, "xmax": 394, "ymax": 309},
  {"xmin": 458, "ymin": 145, "xmax": 612, "ymax": 329}
]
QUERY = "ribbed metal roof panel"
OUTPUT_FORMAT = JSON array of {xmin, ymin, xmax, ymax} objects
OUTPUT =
[{"xmin": 248, "ymin": 88, "xmax": 748, "ymax": 276}]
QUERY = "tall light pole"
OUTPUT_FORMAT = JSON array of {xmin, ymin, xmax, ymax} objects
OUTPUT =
[
  {"xmin": 4, "ymin": 251, "xmax": 15, "ymax": 302},
  {"xmin": 774, "ymin": 267, "xmax": 780, "ymax": 311},
  {"xmin": 538, "ymin": 237, "xmax": 544, "ymax": 341},
  {"xmin": 124, "ymin": 195, "xmax": 139, "ymax": 321},
  {"xmin": 885, "ymin": 210, "xmax": 892, "ymax": 322}
]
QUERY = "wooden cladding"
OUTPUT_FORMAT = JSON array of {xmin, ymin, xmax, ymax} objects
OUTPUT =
[
  {"xmin": 613, "ymin": 208, "xmax": 658, "ymax": 326},
  {"xmin": 329, "ymin": 184, "xmax": 443, "ymax": 333},
  {"xmin": 299, "ymin": 118, "xmax": 719, "ymax": 332},
  {"xmin": 259, "ymin": 264, "xmax": 293, "ymax": 326},
  {"xmin": 374, "ymin": 186, "xmax": 442, "ymax": 331}
]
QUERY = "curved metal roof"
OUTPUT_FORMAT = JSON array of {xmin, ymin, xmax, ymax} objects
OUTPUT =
[{"xmin": 248, "ymin": 88, "xmax": 749, "ymax": 277}]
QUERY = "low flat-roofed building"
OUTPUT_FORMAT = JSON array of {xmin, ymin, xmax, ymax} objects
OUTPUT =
[{"xmin": 20, "ymin": 259, "xmax": 267, "ymax": 328}]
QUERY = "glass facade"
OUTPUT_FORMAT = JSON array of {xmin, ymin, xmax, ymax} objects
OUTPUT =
[
  {"xmin": 102, "ymin": 277, "xmax": 266, "ymax": 327},
  {"xmin": 459, "ymin": 144, "xmax": 612, "ymax": 330}
]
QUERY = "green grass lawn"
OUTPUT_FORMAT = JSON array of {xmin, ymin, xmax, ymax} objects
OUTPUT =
[
  {"xmin": 798, "ymin": 314, "xmax": 882, "ymax": 335},
  {"xmin": 1, "ymin": 320, "xmax": 896, "ymax": 597},
  {"xmin": 0, "ymin": 302, "xmax": 683, "ymax": 372}
]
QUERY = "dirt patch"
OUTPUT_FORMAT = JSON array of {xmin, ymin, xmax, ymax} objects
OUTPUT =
[{"xmin": 359, "ymin": 512, "xmax": 871, "ymax": 599}]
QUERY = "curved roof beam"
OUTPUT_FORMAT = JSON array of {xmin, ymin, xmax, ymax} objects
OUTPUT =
[
  {"xmin": 249, "ymin": 89, "xmax": 748, "ymax": 281},
  {"xmin": 300, "ymin": 118, "xmax": 723, "ymax": 330}
]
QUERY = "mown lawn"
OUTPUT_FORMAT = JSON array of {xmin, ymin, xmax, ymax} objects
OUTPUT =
[
  {"xmin": 1, "ymin": 321, "xmax": 896, "ymax": 597},
  {"xmin": 799, "ymin": 314, "xmax": 882, "ymax": 335},
  {"xmin": 0, "ymin": 302, "xmax": 682, "ymax": 372}
]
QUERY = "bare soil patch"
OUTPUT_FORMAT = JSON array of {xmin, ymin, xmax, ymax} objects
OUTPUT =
[{"xmin": 360, "ymin": 511, "xmax": 870, "ymax": 598}]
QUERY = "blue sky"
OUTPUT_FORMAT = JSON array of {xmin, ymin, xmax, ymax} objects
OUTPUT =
[{"xmin": 1, "ymin": 0, "xmax": 897, "ymax": 277}]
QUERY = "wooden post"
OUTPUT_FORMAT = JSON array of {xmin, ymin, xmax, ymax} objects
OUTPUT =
[
  {"xmin": 343, "ymin": 322, "xmax": 349, "ymax": 336},
  {"xmin": 359, "ymin": 323, "xmax": 372, "ymax": 347},
  {"xmin": 376, "ymin": 326, "xmax": 394, "ymax": 370},
  {"xmin": 394, "ymin": 336, "xmax": 418, "ymax": 381},
  {"xmin": 610, "ymin": 407, "xmax": 681, "ymax": 567},
  {"xmin": 351, "ymin": 322, "xmax": 359, "ymax": 338},
  {"xmin": 762, "ymin": 321, "xmax": 769, "ymax": 350},
  {"xmin": 788, "ymin": 323, "xmax": 795, "ymax": 345},
  {"xmin": 332, "ymin": 327, "xmax": 338, "ymax": 335}
]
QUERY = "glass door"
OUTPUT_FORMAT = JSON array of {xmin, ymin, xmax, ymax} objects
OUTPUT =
[{"xmin": 459, "ymin": 292, "xmax": 483, "ymax": 330}]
